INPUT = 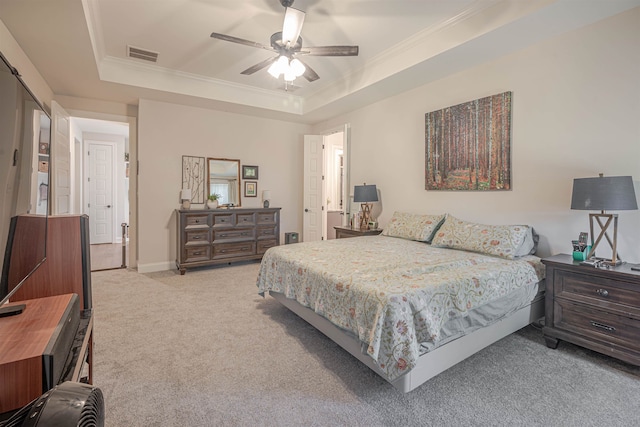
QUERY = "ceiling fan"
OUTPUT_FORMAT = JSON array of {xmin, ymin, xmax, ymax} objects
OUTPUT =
[{"xmin": 210, "ymin": 0, "xmax": 359, "ymax": 83}]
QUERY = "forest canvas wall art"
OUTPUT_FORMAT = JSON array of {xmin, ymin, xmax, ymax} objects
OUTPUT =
[{"xmin": 425, "ymin": 92, "xmax": 512, "ymax": 191}]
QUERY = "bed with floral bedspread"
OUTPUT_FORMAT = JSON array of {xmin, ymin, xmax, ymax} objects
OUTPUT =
[{"xmin": 257, "ymin": 229, "xmax": 545, "ymax": 382}]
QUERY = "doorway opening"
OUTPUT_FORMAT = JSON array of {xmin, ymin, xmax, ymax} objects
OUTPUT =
[
  {"xmin": 303, "ymin": 124, "xmax": 350, "ymax": 242},
  {"xmin": 70, "ymin": 117, "xmax": 130, "ymax": 271}
]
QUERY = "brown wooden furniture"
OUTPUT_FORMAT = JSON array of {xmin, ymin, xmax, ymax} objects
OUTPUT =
[
  {"xmin": 176, "ymin": 208, "xmax": 281, "ymax": 274},
  {"xmin": 0, "ymin": 294, "xmax": 93, "ymax": 414},
  {"xmin": 542, "ymin": 254, "xmax": 640, "ymax": 366},
  {"xmin": 334, "ymin": 225, "xmax": 383, "ymax": 239},
  {"xmin": 7, "ymin": 215, "xmax": 92, "ymax": 311}
]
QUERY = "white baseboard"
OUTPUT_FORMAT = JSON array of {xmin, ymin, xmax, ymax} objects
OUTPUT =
[{"xmin": 137, "ymin": 261, "xmax": 174, "ymax": 273}]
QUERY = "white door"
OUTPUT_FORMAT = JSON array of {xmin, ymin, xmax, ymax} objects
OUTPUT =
[
  {"xmin": 88, "ymin": 142, "xmax": 114, "ymax": 244},
  {"xmin": 303, "ymin": 135, "xmax": 325, "ymax": 242},
  {"xmin": 50, "ymin": 101, "xmax": 71, "ymax": 214}
]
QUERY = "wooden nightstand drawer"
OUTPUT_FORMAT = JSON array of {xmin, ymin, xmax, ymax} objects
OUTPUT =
[
  {"xmin": 555, "ymin": 300, "xmax": 640, "ymax": 351},
  {"xmin": 555, "ymin": 269, "xmax": 640, "ymax": 316},
  {"xmin": 212, "ymin": 242, "xmax": 256, "ymax": 259}
]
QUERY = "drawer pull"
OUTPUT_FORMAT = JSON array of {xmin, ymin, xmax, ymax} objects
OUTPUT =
[
  {"xmin": 242, "ymin": 246, "xmax": 249, "ymax": 251},
  {"xmin": 590, "ymin": 321, "xmax": 615, "ymax": 332},
  {"xmin": 596, "ymin": 289, "xmax": 609, "ymax": 297},
  {"xmin": 195, "ymin": 220, "xmax": 200, "ymax": 223},
  {"xmin": 193, "ymin": 236, "xmax": 201, "ymax": 240},
  {"xmin": 220, "ymin": 234, "xmax": 227, "ymax": 237},
  {"xmin": 193, "ymin": 252, "xmax": 202, "ymax": 256}
]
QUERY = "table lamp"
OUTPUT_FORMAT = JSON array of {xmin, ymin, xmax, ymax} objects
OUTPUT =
[
  {"xmin": 570, "ymin": 174, "xmax": 637, "ymax": 265},
  {"xmin": 181, "ymin": 188, "xmax": 192, "ymax": 209},
  {"xmin": 353, "ymin": 183, "xmax": 378, "ymax": 229},
  {"xmin": 262, "ymin": 190, "xmax": 272, "ymax": 208}
]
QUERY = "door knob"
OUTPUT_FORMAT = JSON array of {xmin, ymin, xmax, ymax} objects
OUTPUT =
[
  {"xmin": 305, "ymin": 208, "xmax": 309, "ymax": 212},
  {"xmin": 107, "ymin": 205, "xmax": 112, "ymax": 208}
]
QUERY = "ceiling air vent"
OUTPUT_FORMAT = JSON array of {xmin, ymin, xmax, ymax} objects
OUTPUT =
[{"xmin": 127, "ymin": 45, "xmax": 158, "ymax": 63}]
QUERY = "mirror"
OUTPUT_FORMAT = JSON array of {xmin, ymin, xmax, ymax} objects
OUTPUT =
[{"xmin": 207, "ymin": 158, "xmax": 241, "ymax": 207}]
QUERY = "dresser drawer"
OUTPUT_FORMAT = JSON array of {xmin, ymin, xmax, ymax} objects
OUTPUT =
[
  {"xmin": 212, "ymin": 242, "xmax": 256, "ymax": 259},
  {"xmin": 555, "ymin": 299, "xmax": 640, "ymax": 352},
  {"xmin": 257, "ymin": 226, "xmax": 277, "ymax": 238},
  {"xmin": 236, "ymin": 213, "xmax": 256, "ymax": 226},
  {"xmin": 213, "ymin": 228, "xmax": 255, "ymax": 241},
  {"xmin": 185, "ymin": 229, "xmax": 209, "ymax": 244},
  {"xmin": 555, "ymin": 269, "xmax": 640, "ymax": 316},
  {"xmin": 184, "ymin": 214, "xmax": 209, "ymax": 227},
  {"xmin": 184, "ymin": 246, "xmax": 211, "ymax": 262},
  {"xmin": 257, "ymin": 211, "xmax": 277, "ymax": 224},
  {"xmin": 211, "ymin": 213, "xmax": 234, "ymax": 227},
  {"xmin": 257, "ymin": 239, "xmax": 278, "ymax": 254}
]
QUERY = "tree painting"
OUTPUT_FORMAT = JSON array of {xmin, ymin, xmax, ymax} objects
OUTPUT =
[
  {"xmin": 182, "ymin": 156, "xmax": 205, "ymax": 203},
  {"xmin": 425, "ymin": 92, "xmax": 512, "ymax": 191}
]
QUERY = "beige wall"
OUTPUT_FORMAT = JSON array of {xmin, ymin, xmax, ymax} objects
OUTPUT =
[
  {"xmin": 313, "ymin": 8, "xmax": 640, "ymax": 262},
  {"xmin": 137, "ymin": 99, "xmax": 311, "ymax": 272},
  {"xmin": 0, "ymin": 19, "xmax": 52, "ymax": 110}
]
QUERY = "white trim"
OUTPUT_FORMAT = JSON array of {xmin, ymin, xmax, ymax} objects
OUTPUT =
[{"xmin": 137, "ymin": 261, "xmax": 174, "ymax": 274}]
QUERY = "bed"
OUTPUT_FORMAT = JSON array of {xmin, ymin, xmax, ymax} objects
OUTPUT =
[{"xmin": 256, "ymin": 213, "xmax": 545, "ymax": 392}]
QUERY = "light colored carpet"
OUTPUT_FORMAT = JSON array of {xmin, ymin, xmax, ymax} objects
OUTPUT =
[{"xmin": 91, "ymin": 262, "xmax": 640, "ymax": 426}]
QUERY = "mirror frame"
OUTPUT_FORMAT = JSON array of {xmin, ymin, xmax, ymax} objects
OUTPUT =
[{"xmin": 207, "ymin": 157, "xmax": 241, "ymax": 207}]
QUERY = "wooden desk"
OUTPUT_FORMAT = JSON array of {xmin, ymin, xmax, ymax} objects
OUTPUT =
[{"xmin": 0, "ymin": 294, "xmax": 93, "ymax": 414}]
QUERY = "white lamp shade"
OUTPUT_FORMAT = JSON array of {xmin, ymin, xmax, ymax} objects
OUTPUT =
[
  {"xmin": 262, "ymin": 190, "xmax": 272, "ymax": 201},
  {"xmin": 181, "ymin": 188, "xmax": 192, "ymax": 200}
]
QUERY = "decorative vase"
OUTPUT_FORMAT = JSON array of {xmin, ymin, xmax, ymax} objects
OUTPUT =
[{"xmin": 207, "ymin": 200, "xmax": 218, "ymax": 209}]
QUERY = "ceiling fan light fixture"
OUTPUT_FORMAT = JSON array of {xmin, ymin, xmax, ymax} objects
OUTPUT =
[
  {"xmin": 268, "ymin": 55, "xmax": 289, "ymax": 78},
  {"xmin": 290, "ymin": 58, "xmax": 305, "ymax": 77},
  {"xmin": 283, "ymin": 68, "xmax": 296, "ymax": 82}
]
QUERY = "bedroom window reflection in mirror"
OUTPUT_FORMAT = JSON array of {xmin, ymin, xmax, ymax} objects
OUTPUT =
[{"xmin": 207, "ymin": 158, "xmax": 241, "ymax": 207}]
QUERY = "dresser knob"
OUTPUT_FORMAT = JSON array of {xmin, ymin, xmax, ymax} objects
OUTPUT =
[{"xmin": 596, "ymin": 289, "xmax": 609, "ymax": 297}]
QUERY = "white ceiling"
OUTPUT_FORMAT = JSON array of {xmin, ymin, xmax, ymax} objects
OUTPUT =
[{"xmin": 1, "ymin": 0, "xmax": 639, "ymax": 124}]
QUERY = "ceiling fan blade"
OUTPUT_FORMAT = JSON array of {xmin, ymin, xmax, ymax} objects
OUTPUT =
[
  {"xmin": 240, "ymin": 56, "xmax": 277, "ymax": 75},
  {"xmin": 282, "ymin": 7, "xmax": 305, "ymax": 47},
  {"xmin": 210, "ymin": 32, "xmax": 274, "ymax": 52},
  {"xmin": 295, "ymin": 59, "xmax": 319, "ymax": 82},
  {"xmin": 300, "ymin": 46, "xmax": 359, "ymax": 56}
]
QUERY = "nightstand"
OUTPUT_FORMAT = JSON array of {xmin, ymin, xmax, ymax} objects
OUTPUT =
[
  {"xmin": 541, "ymin": 254, "xmax": 640, "ymax": 366},
  {"xmin": 334, "ymin": 226, "xmax": 382, "ymax": 239}
]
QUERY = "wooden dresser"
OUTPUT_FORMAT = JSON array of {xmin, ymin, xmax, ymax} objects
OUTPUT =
[
  {"xmin": 541, "ymin": 254, "xmax": 640, "ymax": 366},
  {"xmin": 334, "ymin": 225, "xmax": 382, "ymax": 239},
  {"xmin": 176, "ymin": 208, "xmax": 281, "ymax": 274}
]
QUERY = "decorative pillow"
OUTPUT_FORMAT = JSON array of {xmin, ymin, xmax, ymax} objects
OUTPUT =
[
  {"xmin": 381, "ymin": 212, "xmax": 446, "ymax": 243},
  {"xmin": 431, "ymin": 215, "xmax": 533, "ymax": 259}
]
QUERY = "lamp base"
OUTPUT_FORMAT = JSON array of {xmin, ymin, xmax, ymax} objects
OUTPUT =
[
  {"xmin": 586, "ymin": 212, "xmax": 621, "ymax": 265},
  {"xmin": 360, "ymin": 203, "xmax": 372, "ymax": 230}
]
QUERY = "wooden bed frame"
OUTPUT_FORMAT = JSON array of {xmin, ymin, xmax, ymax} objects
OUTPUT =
[{"xmin": 270, "ymin": 290, "xmax": 545, "ymax": 393}]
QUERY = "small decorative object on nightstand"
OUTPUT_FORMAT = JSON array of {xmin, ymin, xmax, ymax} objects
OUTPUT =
[
  {"xmin": 541, "ymin": 254, "xmax": 640, "ymax": 367},
  {"xmin": 334, "ymin": 225, "xmax": 382, "ymax": 239}
]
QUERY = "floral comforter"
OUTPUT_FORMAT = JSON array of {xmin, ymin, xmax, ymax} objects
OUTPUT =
[{"xmin": 256, "ymin": 235, "xmax": 545, "ymax": 380}]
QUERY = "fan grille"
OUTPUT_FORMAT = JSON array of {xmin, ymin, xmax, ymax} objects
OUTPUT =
[{"xmin": 78, "ymin": 387, "xmax": 105, "ymax": 427}]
